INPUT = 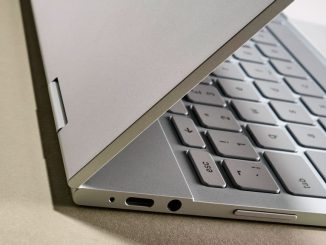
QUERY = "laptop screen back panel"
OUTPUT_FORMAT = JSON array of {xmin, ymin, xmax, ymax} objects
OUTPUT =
[{"xmin": 30, "ymin": 0, "xmax": 292, "ymax": 187}]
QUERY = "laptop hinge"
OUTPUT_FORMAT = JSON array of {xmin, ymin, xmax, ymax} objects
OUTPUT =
[{"xmin": 48, "ymin": 78, "xmax": 68, "ymax": 132}]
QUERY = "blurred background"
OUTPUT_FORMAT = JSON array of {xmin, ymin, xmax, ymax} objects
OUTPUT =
[
  {"xmin": 284, "ymin": 0, "xmax": 326, "ymax": 58},
  {"xmin": 285, "ymin": 0, "xmax": 326, "ymax": 25}
]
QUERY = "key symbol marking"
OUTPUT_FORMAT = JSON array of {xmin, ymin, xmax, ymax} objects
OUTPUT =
[
  {"xmin": 307, "ymin": 133, "xmax": 315, "ymax": 139},
  {"xmin": 268, "ymin": 134, "xmax": 278, "ymax": 140},
  {"xmin": 220, "ymin": 115, "xmax": 230, "ymax": 120},
  {"xmin": 299, "ymin": 178, "xmax": 311, "ymax": 189},
  {"xmin": 192, "ymin": 90, "xmax": 201, "ymax": 95},
  {"xmin": 251, "ymin": 108, "xmax": 259, "ymax": 114},
  {"xmin": 271, "ymin": 87, "xmax": 279, "ymax": 92},
  {"xmin": 220, "ymin": 140, "xmax": 229, "ymax": 144}
]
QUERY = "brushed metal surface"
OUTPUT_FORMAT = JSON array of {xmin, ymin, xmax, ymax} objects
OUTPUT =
[{"xmin": 83, "ymin": 121, "xmax": 192, "ymax": 199}]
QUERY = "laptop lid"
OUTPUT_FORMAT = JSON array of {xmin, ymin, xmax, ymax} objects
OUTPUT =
[{"xmin": 30, "ymin": 0, "xmax": 292, "ymax": 188}]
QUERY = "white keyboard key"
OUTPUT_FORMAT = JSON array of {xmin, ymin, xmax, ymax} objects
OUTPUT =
[
  {"xmin": 234, "ymin": 45, "xmax": 264, "ymax": 63},
  {"xmin": 188, "ymin": 150, "xmax": 226, "ymax": 188},
  {"xmin": 219, "ymin": 78, "xmax": 260, "ymax": 102},
  {"xmin": 201, "ymin": 76, "xmax": 217, "ymax": 85},
  {"xmin": 247, "ymin": 124, "xmax": 296, "ymax": 152},
  {"xmin": 213, "ymin": 62, "xmax": 245, "ymax": 81},
  {"xmin": 241, "ymin": 62, "xmax": 279, "ymax": 82},
  {"xmin": 285, "ymin": 77, "xmax": 324, "ymax": 98},
  {"xmin": 232, "ymin": 100, "xmax": 278, "ymax": 125},
  {"xmin": 172, "ymin": 116, "xmax": 205, "ymax": 148},
  {"xmin": 265, "ymin": 152, "xmax": 326, "ymax": 198},
  {"xmin": 207, "ymin": 130, "xmax": 259, "ymax": 161},
  {"xmin": 169, "ymin": 100, "xmax": 188, "ymax": 115},
  {"xmin": 271, "ymin": 60, "xmax": 308, "ymax": 79},
  {"xmin": 302, "ymin": 97, "xmax": 326, "ymax": 117},
  {"xmin": 251, "ymin": 28, "xmax": 278, "ymax": 46},
  {"xmin": 223, "ymin": 159, "xmax": 279, "ymax": 193},
  {"xmin": 257, "ymin": 43, "xmax": 292, "ymax": 61},
  {"xmin": 270, "ymin": 101, "xmax": 314, "ymax": 125},
  {"xmin": 193, "ymin": 104, "xmax": 241, "ymax": 132},
  {"xmin": 287, "ymin": 124, "xmax": 326, "ymax": 150},
  {"xmin": 187, "ymin": 84, "xmax": 225, "ymax": 107},
  {"xmin": 255, "ymin": 80, "xmax": 296, "ymax": 102}
]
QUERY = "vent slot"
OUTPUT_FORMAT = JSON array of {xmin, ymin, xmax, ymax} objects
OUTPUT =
[{"xmin": 48, "ymin": 78, "xmax": 68, "ymax": 132}]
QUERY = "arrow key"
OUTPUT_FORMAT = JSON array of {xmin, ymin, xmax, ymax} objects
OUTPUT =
[
  {"xmin": 207, "ymin": 130, "xmax": 259, "ymax": 161},
  {"xmin": 223, "ymin": 159, "xmax": 280, "ymax": 193}
]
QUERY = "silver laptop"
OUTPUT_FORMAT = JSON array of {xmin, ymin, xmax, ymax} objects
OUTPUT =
[{"xmin": 25, "ymin": 0, "xmax": 326, "ymax": 227}]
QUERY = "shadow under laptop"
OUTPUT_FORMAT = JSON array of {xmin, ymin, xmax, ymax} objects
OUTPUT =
[{"xmin": 19, "ymin": 1, "xmax": 325, "ymax": 244}]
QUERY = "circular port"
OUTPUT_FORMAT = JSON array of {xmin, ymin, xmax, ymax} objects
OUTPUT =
[
  {"xmin": 167, "ymin": 199, "xmax": 182, "ymax": 212},
  {"xmin": 108, "ymin": 197, "xmax": 115, "ymax": 203}
]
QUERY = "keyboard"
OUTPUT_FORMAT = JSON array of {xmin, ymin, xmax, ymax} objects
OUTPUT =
[{"xmin": 165, "ymin": 23, "xmax": 326, "ymax": 198}]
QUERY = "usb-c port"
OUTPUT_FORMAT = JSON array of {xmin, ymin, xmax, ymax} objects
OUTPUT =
[{"xmin": 126, "ymin": 197, "xmax": 154, "ymax": 207}]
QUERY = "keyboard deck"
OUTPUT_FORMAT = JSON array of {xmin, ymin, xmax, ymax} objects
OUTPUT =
[{"xmin": 165, "ymin": 26, "xmax": 326, "ymax": 199}]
